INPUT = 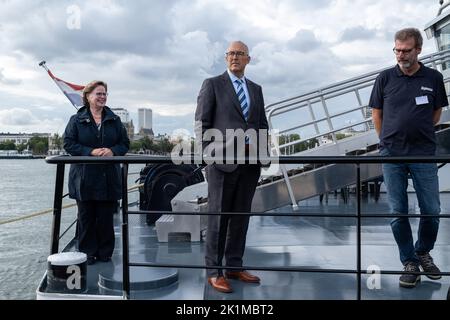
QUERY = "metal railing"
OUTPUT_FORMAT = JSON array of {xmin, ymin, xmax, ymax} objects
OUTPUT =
[
  {"xmin": 263, "ymin": 49, "xmax": 450, "ymax": 210},
  {"xmin": 45, "ymin": 155, "xmax": 450, "ymax": 300},
  {"xmin": 266, "ymin": 49, "xmax": 450, "ymax": 153}
]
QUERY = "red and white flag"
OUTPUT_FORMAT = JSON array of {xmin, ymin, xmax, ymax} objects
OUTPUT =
[{"xmin": 40, "ymin": 61, "xmax": 85, "ymax": 109}]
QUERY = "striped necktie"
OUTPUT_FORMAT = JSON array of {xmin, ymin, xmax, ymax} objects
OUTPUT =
[{"xmin": 235, "ymin": 79, "xmax": 249, "ymax": 121}]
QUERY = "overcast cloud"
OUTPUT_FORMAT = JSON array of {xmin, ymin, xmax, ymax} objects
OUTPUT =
[{"xmin": 0, "ymin": 0, "xmax": 443, "ymax": 135}]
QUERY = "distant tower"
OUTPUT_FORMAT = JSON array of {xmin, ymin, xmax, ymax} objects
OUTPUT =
[{"xmin": 138, "ymin": 108, "xmax": 153, "ymax": 131}]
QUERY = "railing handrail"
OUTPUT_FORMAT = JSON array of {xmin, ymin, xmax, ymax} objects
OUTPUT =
[{"xmin": 45, "ymin": 154, "xmax": 450, "ymax": 164}]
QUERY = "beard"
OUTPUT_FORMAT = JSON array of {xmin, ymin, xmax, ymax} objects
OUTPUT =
[{"xmin": 398, "ymin": 61, "xmax": 412, "ymax": 68}]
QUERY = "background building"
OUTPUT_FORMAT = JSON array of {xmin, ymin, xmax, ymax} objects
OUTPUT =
[
  {"xmin": 112, "ymin": 107, "xmax": 129, "ymax": 123},
  {"xmin": 138, "ymin": 108, "xmax": 153, "ymax": 132},
  {"xmin": 111, "ymin": 107, "xmax": 134, "ymax": 139},
  {"xmin": 0, "ymin": 133, "xmax": 49, "ymax": 145},
  {"xmin": 364, "ymin": 107, "xmax": 374, "ymax": 130}
]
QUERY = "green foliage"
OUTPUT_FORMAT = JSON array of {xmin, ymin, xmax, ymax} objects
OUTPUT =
[
  {"xmin": 28, "ymin": 136, "xmax": 48, "ymax": 155},
  {"xmin": 278, "ymin": 134, "xmax": 318, "ymax": 155},
  {"xmin": 130, "ymin": 141, "xmax": 142, "ymax": 151},
  {"xmin": 129, "ymin": 136, "xmax": 174, "ymax": 154},
  {"xmin": 0, "ymin": 140, "xmax": 16, "ymax": 150},
  {"xmin": 51, "ymin": 133, "xmax": 63, "ymax": 149},
  {"xmin": 16, "ymin": 143, "xmax": 27, "ymax": 152},
  {"xmin": 34, "ymin": 141, "xmax": 47, "ymax": 154},
  {"xmin": 157, "ymin": 138, "xmax": 174, "ymax": 153},
  {"xmin": 141, "ymin": 136, "xmax": 154, "ymax": 150}
]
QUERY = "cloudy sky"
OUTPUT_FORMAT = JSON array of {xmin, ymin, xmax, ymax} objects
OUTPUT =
[{"xmin": 0, "ymin": 0, "xmax": 444, "ymax": 136}]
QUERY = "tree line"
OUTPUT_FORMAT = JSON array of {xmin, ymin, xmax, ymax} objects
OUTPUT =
[
  {"xmin": 129, "ymin": 136, "xmax": 175, "ymax": 154},
  {"xmin": 0, "ymin": 136, "xmax": 49, "ymax": 155},
  {"xmin": 2, "ymin": 133, "xmax": 348, "ymax": 156},
  {"xmin": 278, "ymin": 133, "xmax": 347, "ymax": 155},
  {"xmin": 0, "ymin": 134, "xmax": 175, "ymax": 155}
]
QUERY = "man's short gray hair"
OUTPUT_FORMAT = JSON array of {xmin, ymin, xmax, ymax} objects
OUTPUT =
[
  {"xmin": 395, "ymin": 28, "xmax": 423, "ymax": 48},
  {"xmin": 228, "ymin": 41, "xmax": 249, "ymax": 54}
]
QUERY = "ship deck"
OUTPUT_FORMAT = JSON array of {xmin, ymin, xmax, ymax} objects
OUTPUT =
[{"xmin": 42, "ymin": 191, "xmax": 450, "ymax": 300}]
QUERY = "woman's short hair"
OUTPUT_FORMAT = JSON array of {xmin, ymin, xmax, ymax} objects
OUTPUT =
[{"xmin": 82, "ymin": 80, "xmax": 108, "ymax": 107}]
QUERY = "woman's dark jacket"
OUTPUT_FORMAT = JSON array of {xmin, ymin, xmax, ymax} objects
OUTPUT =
[{"xmin": 63, "ymin": 106, "xmax": 130, "ymax": 201}]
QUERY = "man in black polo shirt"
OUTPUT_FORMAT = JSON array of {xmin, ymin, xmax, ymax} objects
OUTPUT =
[{"xmin": 369, "ymin": 28, "xmax": 448, "ymax": 288}]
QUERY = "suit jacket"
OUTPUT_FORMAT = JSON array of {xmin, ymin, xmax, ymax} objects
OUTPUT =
[{"xmin": 195, "ymin": 71, "xmax": 269, "ymax": 172}]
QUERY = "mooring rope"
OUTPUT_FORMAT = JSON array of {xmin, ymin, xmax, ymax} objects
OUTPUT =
[{"xmin": 0, "ymin": 183, "xmax": 144, "ymax": 226}]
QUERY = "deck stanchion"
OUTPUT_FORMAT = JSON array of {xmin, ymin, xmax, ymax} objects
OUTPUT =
[
  {"xmin": 356, "ymin": 164, "xmax": 362, "ymax": 300},
  {"xmin": 121, "ymin": 163, "xmax": 131, "ymax": 299},
  {"xmin": 50, "ymin": 163, "xmax": 65, "ymax": 254}
]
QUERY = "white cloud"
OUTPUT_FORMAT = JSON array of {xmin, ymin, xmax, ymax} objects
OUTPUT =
[
  {"xmin": 0, "ymin": 68, "xmax": 21, "ymax": 85},
  {"xmin": 0, "ymin": 0, "xmax": 445, "ymax": 135},
  {"xmin": 0, "ymin": 108, "xmax": 66, "ymax": 133}
]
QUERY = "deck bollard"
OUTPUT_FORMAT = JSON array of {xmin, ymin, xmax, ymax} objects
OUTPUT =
[{"xmin": 47, "ymin": 252, "xmax": 87, "ymax": 294}]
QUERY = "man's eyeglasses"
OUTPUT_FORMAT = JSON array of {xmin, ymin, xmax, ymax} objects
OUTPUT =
[
  {"xmin": 393, "ymin": 47, "xmax": 415, "ymax": 55},
  {"xmin": 226, "ymin": 51, "xmax": 247, "ymax": 57},
  {"xmin": 95, "ymin": 92, "xmax": 108, "ymax": 97}
]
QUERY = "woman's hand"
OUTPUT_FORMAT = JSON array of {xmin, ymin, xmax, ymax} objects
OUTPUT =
[
  {"xmin": 91, "ymin": 148, "xmax": 114, "ymax": 157},
  {"xmin": 100, "ymin": 148, "xmax": 113, "ymax": 156}
]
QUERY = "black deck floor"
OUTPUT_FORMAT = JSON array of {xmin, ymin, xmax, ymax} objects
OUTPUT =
[{"xmin": 67, "ymin": 192, "xmax": 450, "ymax": 300}]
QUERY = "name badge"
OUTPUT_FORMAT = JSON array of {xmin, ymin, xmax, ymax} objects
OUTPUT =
[{"xmin": 415, "ymin": 95, "xmax": 429, "ymax": 105}]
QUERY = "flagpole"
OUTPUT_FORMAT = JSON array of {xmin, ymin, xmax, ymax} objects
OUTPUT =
[{"xmin": 39, "ymin": 60, "xmax": 79, "ymax": 111}]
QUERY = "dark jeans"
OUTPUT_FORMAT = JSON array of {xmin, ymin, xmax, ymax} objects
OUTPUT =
[
  {"xmin": 76, "ymin": 200, "xmax": 116, "ymax": 259},
  {"xmin": 380, "ymin": 149, "xmax": 440, "ymax": 265}
]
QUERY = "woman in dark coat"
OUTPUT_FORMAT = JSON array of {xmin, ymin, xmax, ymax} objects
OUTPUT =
[{"xmin": 63, "ymin": 80, "xmax": 130, "ymax": 264}]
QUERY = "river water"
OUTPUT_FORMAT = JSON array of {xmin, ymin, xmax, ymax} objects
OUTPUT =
[{"xmin": 0, "ymin": 159, "xmax": 142, "ymax": 299}]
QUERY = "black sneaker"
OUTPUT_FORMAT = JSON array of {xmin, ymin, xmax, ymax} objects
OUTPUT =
[
  {"xmin": 399, "ymin": 262, "xmax": 421, "ymax": 288},
  {"xmin": 417, "ymin": 252, "xmax": 441, "ymax": 280}
]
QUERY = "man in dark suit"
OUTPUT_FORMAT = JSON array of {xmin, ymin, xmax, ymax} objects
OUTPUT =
[{"xmin": 195, "ymin": 41, "xmax": 269, "ymax": 293}]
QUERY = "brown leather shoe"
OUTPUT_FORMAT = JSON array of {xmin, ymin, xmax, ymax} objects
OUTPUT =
[
  {"xmin": 208, "ymin": 276, "xmax": 233, "ymax": 293},
  {"xmin": 225, "ymin": 271, "xmax": 260, "ymax": 283}
]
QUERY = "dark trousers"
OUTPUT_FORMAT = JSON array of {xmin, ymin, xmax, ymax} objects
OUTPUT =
[
  {"xmin": 205, "ymin": 164, "xmax": 261, "ymax": 277},
  {"xmin": 76, "ymin": 200, "xmax": 116, "ymax": 259}
]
